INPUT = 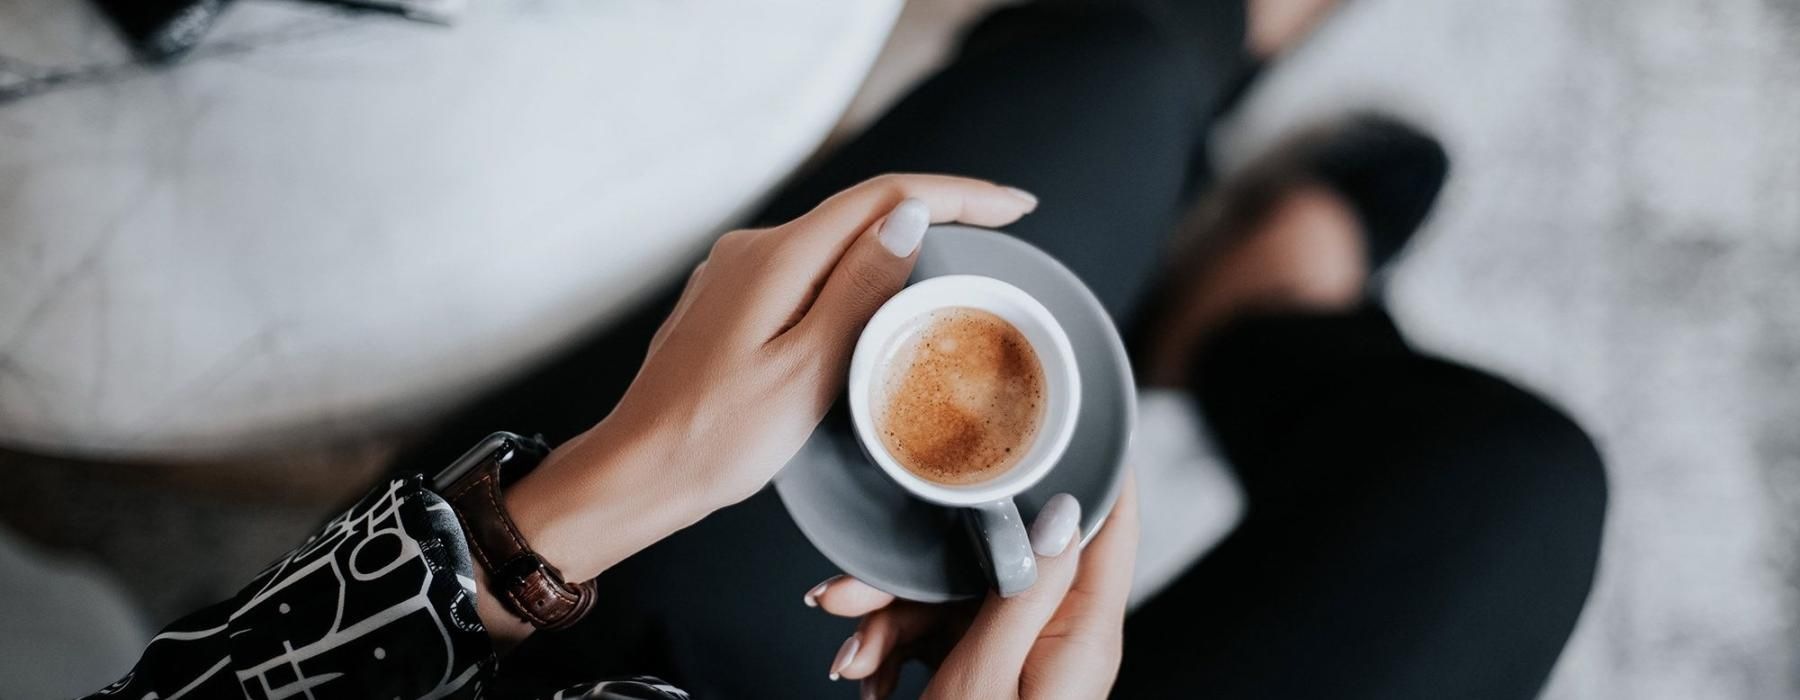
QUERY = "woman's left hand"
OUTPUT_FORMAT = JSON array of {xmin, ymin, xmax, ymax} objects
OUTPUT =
[
  {"xmin": 809, "ymin": 473, "xmax": 1140, "ymax": 699},
  {"xmin": 501, "ymin": 175, "xmax": 1038, "ymax": 590}
]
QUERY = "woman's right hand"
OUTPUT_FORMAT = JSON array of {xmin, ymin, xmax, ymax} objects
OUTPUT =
[
  {"xmin": 479, "ymin": 174, "xmax": 1038, "ymax": 646},
  {"xmin": 810, "ymin": 473, "xmax": 1140, "ymax": 699}
]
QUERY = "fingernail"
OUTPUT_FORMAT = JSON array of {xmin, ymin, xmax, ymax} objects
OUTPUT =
[
  {"xmin": 1029, "ymin": 493, "xmax": 1080, "ymax": 557},
  {"xmin": 803, "ymin": 576, "xmax": 837, "ymax": 608},
  {"xmin": 877, "ymin": 198, "xmax": 931, "ymax": 257},
  {"xmin": 861, "ymin": 678, "xmax": 879, "ymax": 700},
  {"xmin": 829, "ymin": 632, "xmax": 861, "ymax": 681},
  {"xmin": 1002, "ymin": 185, "xmax": 1039, "ymax": 208}
]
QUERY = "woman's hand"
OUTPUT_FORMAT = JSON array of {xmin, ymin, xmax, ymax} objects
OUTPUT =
[
  {"xmin": 477, "ymin": 175, "xmax": 1038, "ymax": 644},
  {"xmin": 603, "ymin": 175, "xmax": 1038, "ymax": 506},
  {"xmin": 810, "ymin": 473, "xmax": 1140, "ymax": 699}
]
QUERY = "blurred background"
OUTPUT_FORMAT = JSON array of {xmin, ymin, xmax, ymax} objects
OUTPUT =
[{"xmin": 1, "ymin": 0, "xmax": 1796, "ymax": 697}]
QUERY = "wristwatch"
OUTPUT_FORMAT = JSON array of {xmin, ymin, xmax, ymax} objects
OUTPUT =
[{"xmin": 432, "ymin": 431, "xmax": 598, "ymax": 630}]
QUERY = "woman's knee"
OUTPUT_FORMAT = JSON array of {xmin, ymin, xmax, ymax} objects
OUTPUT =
[{"xmin": 1409, "ymin": 363, "xmax": 1609, "ymax": 563}]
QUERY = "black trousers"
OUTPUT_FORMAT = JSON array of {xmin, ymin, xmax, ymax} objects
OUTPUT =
[{"xmin": 395, "ymin": 3, "xmax": 1606, "ymax": 698}]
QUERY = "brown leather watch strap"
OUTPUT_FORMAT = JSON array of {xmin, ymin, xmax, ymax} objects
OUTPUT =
[{"xmin": 444, "ymin": 448, "xmax": 597, "ymax": 631}]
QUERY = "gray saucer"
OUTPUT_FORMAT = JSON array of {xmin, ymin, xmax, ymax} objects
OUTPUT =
[{"xmin": 774, "ymin": 225, "xmax": 1136, "ymax": 602}]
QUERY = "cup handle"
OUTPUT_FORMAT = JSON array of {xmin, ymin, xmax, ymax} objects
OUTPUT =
[{"xmin": 965, "ymin": 498, "xmax": 1037, "ymax": 597}]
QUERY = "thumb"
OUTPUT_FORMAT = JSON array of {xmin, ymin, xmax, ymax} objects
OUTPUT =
[
  {"xmin": 792, "ymin": 197, "xmax": 930, "ymax": 354},
  {"xmin": 929, "ymin": 494, "xmax": 1083, "ymax": 697}
]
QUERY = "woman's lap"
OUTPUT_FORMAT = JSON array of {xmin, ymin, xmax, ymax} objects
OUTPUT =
[{"xmin": 751, "ymin": 1, "xmax": 1244, "ymax": 327}]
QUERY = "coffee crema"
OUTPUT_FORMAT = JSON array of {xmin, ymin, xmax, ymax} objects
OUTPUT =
[{"xmin": 875, "ymin": 307, "xmax": 1046, "ymax": 486}]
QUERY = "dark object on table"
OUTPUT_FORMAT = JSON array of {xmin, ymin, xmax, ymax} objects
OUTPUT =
[
  {"xmin": 90, "ymin": 0, "xmax": 233, "ymax": 62},
  {"xmin": 89, "ymin": 0, "xmax": 461, "ymax": 63}
]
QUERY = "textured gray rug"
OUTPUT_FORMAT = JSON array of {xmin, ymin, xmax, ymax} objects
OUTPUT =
[{"xmin": 1211, "ymin": 1, "xmax": 1800, "ymax": 697}]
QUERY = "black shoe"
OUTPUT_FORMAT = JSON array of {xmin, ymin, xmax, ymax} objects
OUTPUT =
[
  {"xmin": 1135, "ymin": 113, "xmax": 1445, "ymax": 380},
  {"xmin": 1189, "ymin": 112, "xmax": 1450, "ymax": 273},
  {"xmin": 1306, "ymin": 113, "xmax": 1451, "ymax": 269}
]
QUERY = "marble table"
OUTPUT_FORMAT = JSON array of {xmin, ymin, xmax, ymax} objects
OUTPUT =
[{"xmin": 0, "ymin": 0, "xmax": 901, "ymax": 458}]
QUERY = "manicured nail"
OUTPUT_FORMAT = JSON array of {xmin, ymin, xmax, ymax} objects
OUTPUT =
[
  {"xmin": 1002, "ymin": 185, "xmax": 1039, "ymax": 208},
  {"xmin": 803, "ymin": 576, "xmax": 837, "ymax": 608},
  {"xmin": 829, "ymin": 632, "xmax": 861, "ymax": 681},
  {"xmin": 877, "ymin": 198, "xmax": 931, "ymax": 257},
  {"xmin": 1029, "ymin": 493, "xmax": 1080, "ymax": 557}
]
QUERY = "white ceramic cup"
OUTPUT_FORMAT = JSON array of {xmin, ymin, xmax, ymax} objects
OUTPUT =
[{"xmin": 848, "ymin": 275, "xmax": 1081, "ymax": 595}]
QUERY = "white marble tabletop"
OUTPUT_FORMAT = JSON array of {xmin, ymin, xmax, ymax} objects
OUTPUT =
[{"xmin": 0, "ymin": 0, "xmax": 901, "ymax": 458}]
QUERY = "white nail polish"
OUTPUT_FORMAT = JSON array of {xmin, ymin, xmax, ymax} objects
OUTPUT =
[
  {"xmin": 1002, "ymin": 185, "xmax": 1039, "ymax": 208},
  {"xmin": 1029, "ymin": 493, "xmax": 1081, "ymax": 557},
  {"xmin": 803, "ymin": 577, "xmax": 835, "ymax": 608},
  {"xmin": 829, "ymin": 633, "xmax": 861, "ymax": 681},
  {"xmin": 877, "ymin": 198, "xmax": 931, "ymax": 257}
]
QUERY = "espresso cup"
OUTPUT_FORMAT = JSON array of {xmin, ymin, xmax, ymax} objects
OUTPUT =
[{"xmin": 848, "ymin": 274, "xmax": 1081, "ymax": 596}]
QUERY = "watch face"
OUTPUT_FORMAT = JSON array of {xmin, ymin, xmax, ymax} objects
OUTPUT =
[
  {"xmin": 432, "ymin": 432, "xmax": 518, "ymax": 492},
  {"xmin": 430, "ymin": 432, "xmax": 551, "ymax": 491},
  {"xmin": 500, "ymin": 434, "xmax": 551, "ymax": 485}
]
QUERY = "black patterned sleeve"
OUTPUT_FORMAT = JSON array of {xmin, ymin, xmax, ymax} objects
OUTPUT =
[{"xmin": 83, "ymin": 475, "xmax": 687, "ymax": 700}]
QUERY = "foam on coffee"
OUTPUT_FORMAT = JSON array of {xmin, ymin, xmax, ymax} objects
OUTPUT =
[{"xmin": 876, "ymin": 307, "xmax": 1046, "ymax": 486}]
